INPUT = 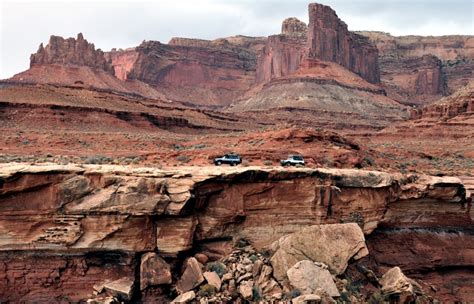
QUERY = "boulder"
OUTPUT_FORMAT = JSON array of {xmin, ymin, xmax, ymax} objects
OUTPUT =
[
  {"xmin": 171, "ymin": 290, "xmax": 196, "ymax": 303},
  {"xmin": 270, "ymin": 223, "xmax": 369, "ymax": 280},
  {"xmin": 380, "ymin": 267, "xmax": 414, "ymax": 296},
  {"xmin": 287, "ymin": 260, "xmax": 340, "ymax": 297},
  {"xmin": 140, "ymin": 252, "xmax": 172, "ymax": 290},
  {"xmin": 194, "ymin": 253, "xmax": 209, "ymax": 265},
  {"xmin": 103, "ymin": 277, "xmax": 134, "ymax": 301},
  {"xmin": 239, "ymin": 280, "xmax": 254, "ymax": 300},
  {"xmin": 176, "ymin": 257, "xmax": 205, "ymax": 293},
  {"xmin": 203, "ymin": 271, "xmax": 222, "ymax": 290}
]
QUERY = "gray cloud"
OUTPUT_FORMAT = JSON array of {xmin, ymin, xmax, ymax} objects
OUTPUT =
[{"xmin": 1, "ymin": 0, "xmax": 472, "ymax": 79}]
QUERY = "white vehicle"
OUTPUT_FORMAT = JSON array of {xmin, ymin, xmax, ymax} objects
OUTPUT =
[{"xmin": 280, "ymin": 155, "xmax": 305, "ymax": 166}]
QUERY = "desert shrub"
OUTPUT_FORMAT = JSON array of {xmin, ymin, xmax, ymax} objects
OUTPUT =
[
  {"xmin": 83, "ymin": 155, "xmax": 112, "ymax": 164},
  {"xmin": 290, "ymin": 289, "xmax": 301, "ymax": 299},
  {"xmin": 207, "ymin": 262, "xmax": 226, "ymax": 278},
  {"xmin": 193, "ymin": 143, "xmax": 206, "ymax": 149},
  {"xmin": 198, "ymin": 284, "xmax": 217, "ymax": 297},
  {"xmin": 345, "ymin": 278, "xmax": 364, "ymax": 294},
  {"xmin": 252, "ymin": 286, "xmax": 262, "ymax": 301},
  {"xmin": 248, "ymin": 254, "xmax": 258, "ymax": 263},
  {"xmin": 367, "ymin": 291, "xmax": 385, "ymax": 304},
  {"xmin": 344, "ymin": 211, "xmax": 364, "ymax": 227},
  {"xmin": 172, "ymin": 144, "xmax": 184, "ymax": 151},
  {"xmin": 361, "ymin": 156, "xmax": 375, "ymax": 167},
  {"xmin": 176, "ymin": 155, "xmax": 191, "ymax": 163},
  {"xmin": 337, "ymin": 292, "xmax": 351, "ymax": 303},
  {"xmin": 263, "ymin": 160, "xmax": 273, "ymax": 166}
]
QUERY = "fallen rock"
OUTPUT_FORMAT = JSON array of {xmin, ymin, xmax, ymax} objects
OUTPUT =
[
  {"xmin": 140, "ymin": 252, "xmax": 172, "ymax": 290},
  {"xmin": 195, "ymin": 253, "xmax": 209, "ymax": 265},
  {"xmin": 292, "ymin": 294, "xmax": 322, "ymax": 304},
  {"xmin": 239, "ymin": 280, "xmax": 254, "ymax": 300},
  {"xmin": 270, "ymin": 223, "xmax": 369, "ymax": 280},
  {"xmin": 380, "ymin": 267, "xmax": 414, "ymax": 296},
  {"xmin": 103, "ymin": 277, "xmax": 134, "ymax": 301},
  {"xmin": 287, "ymin": 260, "xmax": 340, "ymax": 297},
  {"xmin": 176, "ymin": 257, "xmax": 205, "ymax": 293},
  {"xmin": 203, "ymin": 271, "xmax": 222, "ymax": 290},
  {"xmin": 171, "ymin": 290, "xmax": 196, "ymax": 304}
]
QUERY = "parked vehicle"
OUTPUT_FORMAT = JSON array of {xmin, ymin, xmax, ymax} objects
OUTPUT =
[
  {"xmin": 280, "ymin": 155, "xmax": 305, "ymax": 166},
  {"xmin": 214, "ymin": 154, "xmax": 242, "ymax": 166}
]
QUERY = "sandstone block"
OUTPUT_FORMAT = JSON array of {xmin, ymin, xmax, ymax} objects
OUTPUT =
[
  {"xmin": 103, "ymin": 277, "xmax": 134, "ymax": 301},
  {"xmin": 203, "ymin": 271, "xmax": 222, "ymax": 290},
  {"xmin": 140, "ymin": 252, "xmax": 172, "ymax": 290},
  {"xmin": 287, "ymin": 260, "xmax": 340, "ymax": 297},
  {"xmin": 270, "ymin": 223, "xmax": 368, "ymax": 280},
  {"xmin": 171, "ymin": 290, "xmax": 196, "ymax": 303},
  {"xmin": 176, "ymin": 257, "xmax": 205, "ymax": 293}
]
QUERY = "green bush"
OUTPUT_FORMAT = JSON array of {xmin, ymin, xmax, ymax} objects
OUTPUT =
[
  {"xmin": 252, "ymin": 286, "xmax": 262, "ymax": 301},
  {"xmin": 207, "ymin": 262, "xmax": 226, "ymax": 278},
  {"xmin": 176, "ymin": 155, "xmax": 191, "ymax": 163},
  {"xmin": 198, "ymin": 284, "xmax": 217, "ymax": 297}
]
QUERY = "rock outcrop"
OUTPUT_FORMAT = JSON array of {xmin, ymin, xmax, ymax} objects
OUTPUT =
[
  {"xmin": 256, "ymin": 4, "xmax": 380, "ymax": 85},
  {"xmin": 107, "ymin": 37, "xmax": 266, "ymax": 106},
  {"xmin": 281, "ymin": 17, "xmax": 308, "ymax": 38},
  {"xmin": 255, "ymin": 34, "xmax": 306, "ymax": 83},
  {"xmin": 379, "ymin": 54, "xmax": 448, "ymax": 105},
  {"xmin": 411, "ymin": 81, "xmax": 474, "ymax": 119},
  {"xmin": 270, "ymin": 223, "xmax": 369, "ymax": 280},
  {"xmin": 0, "ymin": 164, "xmax": 471, "ymax": 302},
  {"xmin": 30, "ymin": 33, "xmax": 114, "ymax": 74},
  {"xmin": 11, "ymin": 34, "xmax": 166, "ymax": 99},
  {"xmin": 359, "ymin": 31, "xmax": 474, "ymax": 103},
  {"xmin": 306, "ymin": 4, "xmax": 380, "ymax": 84}
]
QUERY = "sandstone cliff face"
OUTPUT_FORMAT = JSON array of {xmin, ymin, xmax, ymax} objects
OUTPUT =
[
  {"xmin": 411, "ymin": 82, "xmax": 474, "ymax": 119},
  {"xmin": 255, "ymin": 34, "xmax": 306, "ymax": 83},
  {"xmin": 306, "ymin": 3, "xmax": 380, "ymax": 84},
  {"xmin": 359, "ymin": 31, "xmax": 474, "ymax": 101},
  {"xmin": 0, "ymin": 164, "xmax": 471, "ymax": 302},
  {"xmin": 110, "ymin": 39, "xmax": 261, "ymax": 106},
  {"xmin": 105, "ymin": 48, "xmax": 139, "ymax": 81},
  {"xmin": 30, "ymin": 33, "xmax": 114, "ymax": 74},
  {"xmin": 380, "ymin": 54, "xmax": 448, "ymax": 105}
]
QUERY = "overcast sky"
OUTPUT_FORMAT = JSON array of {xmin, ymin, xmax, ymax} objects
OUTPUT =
[{"xmin": 1, "ymin": 0, "xmax": 473, "ymax": 79}]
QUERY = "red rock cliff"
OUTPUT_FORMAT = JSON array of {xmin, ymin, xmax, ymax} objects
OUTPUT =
[
  {"xmin": 359, "ymin": 31, "xmax": 474, "ymax": 96},
  {"xmin": 411, "ymin": 82, "xmax": 474, "ymax": 119},
  {"xmin": 306, "ymin": 3, "xmax": 380, "ymax": 84},
  {"xmin": 380, "ymin": 54, "xmax": 448, "ymax": 106},
  {"xmin": 0, "ymin": 164, "xmax": 471, "ymax": 302},
  {"xmin": 30, "ymin": 33, "xmax": 114, "ymax": 74},
  {"xmin": 120, "ymin": 39, "xmax": 259, "ymax": 106}
]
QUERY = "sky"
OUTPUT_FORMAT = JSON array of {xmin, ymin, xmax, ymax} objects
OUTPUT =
[{"xmin": 1, "ymin": 0, "xmax": 473, "ymax": 79}]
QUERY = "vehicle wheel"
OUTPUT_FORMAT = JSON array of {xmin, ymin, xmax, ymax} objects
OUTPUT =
[
  {"xmin": 231, "ymin": 163, "xmax": 236, "ymax": 166},
  {"xmin": 216, "ymin": 161, "xmax": 221, "ymax": 166}
]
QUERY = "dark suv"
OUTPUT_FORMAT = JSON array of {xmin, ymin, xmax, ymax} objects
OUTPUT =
[
  {"xmin": 214, "ymin": 154, "xmax": 242, "ymax": 166},
  {"xmin": 280, "ymin": 155, "xmax": 305, "ymax": 166}
]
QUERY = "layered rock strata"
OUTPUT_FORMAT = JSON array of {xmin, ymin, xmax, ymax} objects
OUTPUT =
[
  {"xmin": 359, "ymin": 31, "xmax": 474, "ymax": 103},
  {"xmin": 30, "ymin": 33, "xmax": 114, "ymax": 74},
  {"xmin": 411, "ymin": 82, "xmax": 474, "ymax": 119},
  {"xmin": 306, "ymin": 3, "xmax": 380, "ymax": 84},
  {"xmin": 0, "ymin": 164, "xmax": 471, "ymax": 302},
  {"xmin": 107, "ymin": 37, "xmax": 266, "ymax": 106}
]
